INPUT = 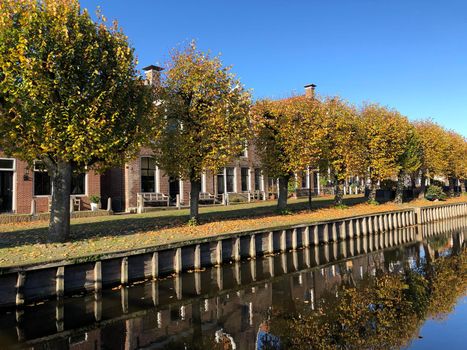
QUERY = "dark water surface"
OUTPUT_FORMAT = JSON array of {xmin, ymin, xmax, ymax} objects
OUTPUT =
[{"xmin": 0, "ymin": 218, "xmax": 466, "ymax": 349}]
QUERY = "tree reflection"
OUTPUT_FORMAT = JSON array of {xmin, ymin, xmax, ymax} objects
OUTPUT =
[{"xmin": 276, "ymin": 247, "xmax": 466, "ymax": 349}]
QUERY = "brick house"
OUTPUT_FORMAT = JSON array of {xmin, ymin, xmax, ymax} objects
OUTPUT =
[
  {"xmin": 0, "ymin": 151, "xmax": 101, "ymax": 215},
  {"xmin": 98, "ymin": 70, "xmax": 321, "ymax": 213}
]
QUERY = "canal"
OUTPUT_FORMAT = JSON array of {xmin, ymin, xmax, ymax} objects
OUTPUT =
[{"xmin": 0, "ymin": 217, "xmax": 465, "ymax": 349}]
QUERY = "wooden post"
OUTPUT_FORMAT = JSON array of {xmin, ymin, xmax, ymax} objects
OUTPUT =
[
  {"xmin": 249, "ymin": 235, "xmax": 256, "ymax": 258},
  {"xmin": 30, "ymin": 199, "xmax": 36, "ymax": 216},
  {"xmin": 312, "ymin": 226, "xmax": 319, "ymax": 245},
  {"xmin": 107, "ymin": 197, "xmax": 112, "ymax": 212},
  {"xmin": 292, "ymin": 229, "xmax": 298, "ymax": 250},
  {"xmin": 56, "ymin": 266, "xmax": 64, "ymax": 299},
  {"xmin": 195, "ymin": 272, "xmax": 201, "ymax": 295},
  {"xmin": 233, "ymin": 237, "xmax": 241, "ymax": 261},
  {"xmin": 152, "ymin": 252, "xmax": 158, "ymax": 279},
  {"xmin": 174, "ymin": 248, "xmax": 182, "ymax": 273},
  {"xmin": 302, "ymin": 227, "xmax": 310, "ymax": 247},
  {"xmin": 268, "ymin": 232, "xmax": 274, "ymax": 254},
  {"xmin": 94, "ymin": 261, "xmax": 102, "ymax": 292},
  {"xmin": 121, "ymin": 257, "xmax": 129, "ymax": 285},
  {"xmin": 215, "ymin": 241, "xmax": 222, "ymax": 265},
  {"xmin": 280, "ymin": 230, "xmax": 286, "ymax": 252},
  {"xmin": 16, "ymin": 272, "xmax": 26, "ymax": 306},
  {"xmin": 194, "ymin": 244, "xmax": 202, "ymax": 268}
]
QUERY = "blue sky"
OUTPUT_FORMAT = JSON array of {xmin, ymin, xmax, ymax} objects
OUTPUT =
[{"xmin": 80, "ymin": 0, "xmax": 467, "ymax": 136}]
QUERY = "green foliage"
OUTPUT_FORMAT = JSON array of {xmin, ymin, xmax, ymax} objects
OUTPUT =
[
  {"xmin": 334, "ymin": 204, "xmax": 349, "ymax": 209},
  {"xmin": 89, "ymin": 195, "xmax": 100, "ymax": 204},
  {"xmin": 425, "ymin": 185, "xmax": 447, "ymax": 201},
  {"xmin": 288, "ymin": 179, "xmax": 297, "ymax": 194},
  {"xmin": 151, "ymin": 42, "xmax": 250, "ymax": 182},
  {"xmin": 278, "ymin": 208, "xmax": 292, "ymax": 215},
  {"xmin": 0, "ymin": 0, "xmax": 152, "ymax": 170},
  {"xmin": 367, "ymin": 199, "xmax": 380, "ymax": 205},
  {"xmin": 187, "ymin": 217, "xmax": 199, "ymax": 226},
  {"xmin": 251, "ymin": 96, "xmax": 324, "ymax": 179},
  {"xmin": 360, "ymin": 104, "xmax": 412, "ymax": 183}
]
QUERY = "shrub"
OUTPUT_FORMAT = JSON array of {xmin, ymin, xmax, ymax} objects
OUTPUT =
[
  {"xmin": 425, "ymin": 185, "xmax": 446, "ymax": 201},
  {"xmin": 367, "ymin": 199, "xmax": 380, "ymax": 205}
]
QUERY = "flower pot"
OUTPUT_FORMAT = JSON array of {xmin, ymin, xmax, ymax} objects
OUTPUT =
[{"xmin": 90, "ymin": 202, "xmax": 99, "ymax": 211}]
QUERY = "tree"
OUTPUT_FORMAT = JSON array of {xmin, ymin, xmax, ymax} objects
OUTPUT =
[
  {"xmin": 444, "ymin": 131, "xmax": 467, "ymax": 197},
  {"xmin": 251, "ymin": 95, "xmax": 323, "ymax": 211},
  {"xmin": 151, "ymin": 42, "xmax": 250, "ymax": 223},
  {"xmin": 413, "ymin": 120, "xmax": 450, "ymax": 198},
  {"xmin": 394, "ymin": 124, "xmax": 422, "ymax": 204},
  {"xmin": 0, "ymin": 0, "xmax": 152, "ymax": 241},
  {"xmin": 360, "ymin": 104, "xmax": 409, "ymax": 202},
  {"xmin": 319, "ymin": 97, "xmax": 365, "ymax": 206}
]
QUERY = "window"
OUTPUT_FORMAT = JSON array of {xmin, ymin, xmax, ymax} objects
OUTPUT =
[
  {"xmin": 254, "ymin": 169, "xmax": 262, "ymax": 191},
  {"xmin": 241, "ymin": 168, "xmax": 249, "ymax": 192},
  {"xmin": 217, "ymin": 172, "xmax": 225, "ymax": 194},
  {"xmin": 33, "ymin": 162, "xmax": 86, "ymax": 196},
  {"xmin": 226, "ymin": 167, "xmax": 235, "ymax": 192},
  {"xmin": 237, "ymin": 141, "xmax": 248, "ymax": 158},
  {"xmin": 0, "ymin": 159, "xmax": 14, "ymax": 170},
  {"xmin": 34, "ymin": 162, "xmax": 51, "ymax": 196},
  {"xmin": 71, "ymin": 173, "xmax": 85, "ymax": 195},
  {"xmin": 301, "ymin": 171, "xmax": 307, "ymax": 188},
  {"xmin": 141, "ymin": 157, "xmax": 156, "ymax": 192}
]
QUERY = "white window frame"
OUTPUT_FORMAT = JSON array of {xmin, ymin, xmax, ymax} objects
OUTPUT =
[
  {"xmin": 201, "ymin": 172, "xmax": 207, "ymax": 193},
  {"xmin": 140, "ymin": 156, "xmax": 158, "ymax": 193},
  {"xmin": 0, "ymin": 158, "xmax": 15, "ymax": 171}
]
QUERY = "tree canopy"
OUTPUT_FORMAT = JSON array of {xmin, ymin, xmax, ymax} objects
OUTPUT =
[
  {"xmin": 0, "ymin": 0, "xmax": 152, "ymax": 239},
  {"xmin": 151, "ymin": 42, "xmax": 251, "ymax": 222}
]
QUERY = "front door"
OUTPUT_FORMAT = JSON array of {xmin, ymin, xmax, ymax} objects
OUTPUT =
[
  {"xmin": 0, "ymin": 171, "xmax": 13, "ymax": 213},
  {"xmin": 169, "ymin": 177, "xmax": 180, "ymax": 203}
]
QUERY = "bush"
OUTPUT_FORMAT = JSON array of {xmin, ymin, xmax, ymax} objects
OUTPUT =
[
  {"xmin": 367, "ymin": 199, "xmax": 380, "ymax": 205},
  {"xmin": 425, "ymin": 185, "xmax": 446, "ymax": 201}
]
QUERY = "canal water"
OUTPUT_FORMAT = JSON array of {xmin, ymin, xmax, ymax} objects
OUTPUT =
[{"xmin": 0, "ymin": 218, "xmax": 465, "ymax": 349}]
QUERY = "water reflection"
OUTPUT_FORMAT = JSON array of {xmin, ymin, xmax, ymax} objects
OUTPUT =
[{"xmin": 0, "ymin": 217, "xmax": 465, "ymax": 349}]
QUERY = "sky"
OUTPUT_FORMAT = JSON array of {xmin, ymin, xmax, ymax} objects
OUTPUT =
[{"xmin": 80, "ymin": 0, "xmax": 467, "ymax": 136}]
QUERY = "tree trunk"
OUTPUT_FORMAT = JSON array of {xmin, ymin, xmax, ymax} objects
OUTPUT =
[
  {"xmin": 189, "ymin": 178, "xmax": 201, "ymax": 222},
  {"xmin": 448, "ymin": 177, "xmax": 455, "ymax": 198},
  {"xmin": 49, "ymin": 161, "xmax": 72, "ymax": 242},
  {"xmin": 277, "ymin": 174, "xmax": 290, "ymax": 211},
  {"xmin": 418, "ymin": 171, "xmax": 427, "ymax": 199},
  {"xmin": 394, "ymin": 170, "xmax": 405, "ymax": 204},
  {"xmin": 334, "ymin": 177, "xmax": 344, "ymax": 206},
  {"xmin": 308, "ymin": 168, "xmax": 313, "ymax": 209},
  {"xmin": 368, "ymin": 179, "xmax": 377, "ymax": 202}
]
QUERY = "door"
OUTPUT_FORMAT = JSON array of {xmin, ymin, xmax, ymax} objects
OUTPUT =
[
  {"xmin": 0, "ymin": 171, "xmax": 13, "ymax": 213},
  {"xmin": 169, "ymin": 177, "xmax": 180, "ymax": 203}
]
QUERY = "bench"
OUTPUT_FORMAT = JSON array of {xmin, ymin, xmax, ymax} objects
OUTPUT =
[
  {"xmin": 137, "ymin": 192, "xmax": 169, "ymax": 213},
  {"xmin": 189, "ymin": 192, "xmax": 220, "ymax": 204}
]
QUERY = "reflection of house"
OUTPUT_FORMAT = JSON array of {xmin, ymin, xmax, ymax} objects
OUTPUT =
[{"xmin": 0, "ymin": 152, "xmax": 101, "ymax": 214}]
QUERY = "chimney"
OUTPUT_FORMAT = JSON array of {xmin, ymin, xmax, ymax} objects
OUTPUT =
[
  {"xmin": 304, "ymin": 83, "xmax": 316, "ymax": 99},
  {"xmin": 143, "ymin": 65, "xmax": 164, "ymax": 86}
]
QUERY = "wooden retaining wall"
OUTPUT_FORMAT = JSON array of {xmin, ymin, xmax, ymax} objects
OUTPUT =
[{"xmin": 0, "ymin": 202, "xmax": 465, "ymax": 308}]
